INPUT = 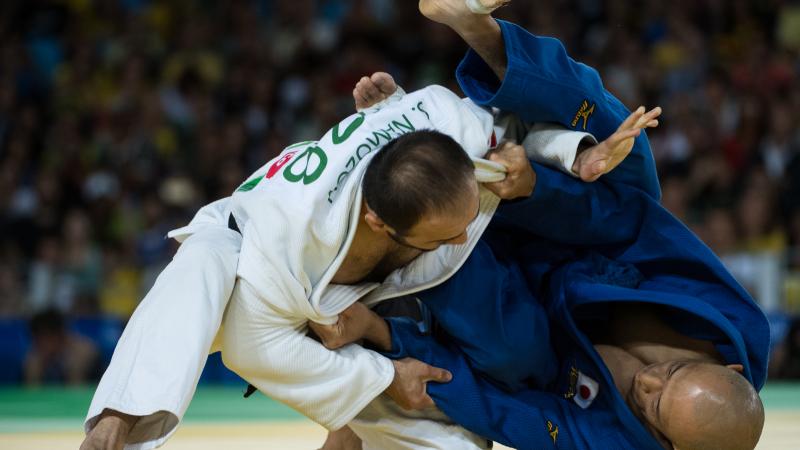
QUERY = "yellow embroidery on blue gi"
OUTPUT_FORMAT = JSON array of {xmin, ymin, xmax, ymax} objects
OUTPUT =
[
  {"xmin": 547, "ymin": 420, "xmax": 559, "ymax": 444},
  {"xmin": 571, "ymin": 100, "xmax": 596, "ymax": 130},
  {"xmin": 564, "ymin": 366, "xmax": 579, "ymax": 399}
]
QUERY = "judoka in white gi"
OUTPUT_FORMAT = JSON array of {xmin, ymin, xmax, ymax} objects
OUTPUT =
[{"xmin": 81, "ymin": 5, "xmax": 657, "ymax": 450}]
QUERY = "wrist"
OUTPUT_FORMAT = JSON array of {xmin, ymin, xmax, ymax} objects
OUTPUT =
[
  {"xmin": 365, "ymin": 318, "xmax": 393, "ymax": 352},
  {"xmin": 386, "ymin": 360, "xmax": 401, "ymax": 392},
  {"xmin": 573, "ymin": 141, "xmax": 593, "ymax": 175}
]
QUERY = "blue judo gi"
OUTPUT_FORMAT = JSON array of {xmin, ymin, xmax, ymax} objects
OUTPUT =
[{"xmin": 380, "ymin": 22, "xmax": 771, "ymax": 450}]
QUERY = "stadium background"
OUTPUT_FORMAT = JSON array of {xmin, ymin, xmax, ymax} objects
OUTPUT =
[{"xmin": 0, "ymin": 0, "xmax": 799, "ymax": 448}]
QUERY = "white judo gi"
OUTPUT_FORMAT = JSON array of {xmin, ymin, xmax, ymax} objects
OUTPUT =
[{"xmin": 85, "ymin": 85, "xmax": 594, "ymax": 450}]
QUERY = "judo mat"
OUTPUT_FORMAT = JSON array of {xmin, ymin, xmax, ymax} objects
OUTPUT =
[{"xmin": 1, "ymin": 384, "xmax": 798, "ymax": 449}]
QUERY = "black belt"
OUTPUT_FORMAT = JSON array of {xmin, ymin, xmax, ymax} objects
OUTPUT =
[{"xmin": 228, "ymin": 213, "xmax": 241, "ymax": 234}]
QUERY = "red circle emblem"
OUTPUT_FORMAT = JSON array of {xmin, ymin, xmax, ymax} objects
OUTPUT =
[
  {"xmin": 266, "ymin": 151, "xmax": 298, "ymax": 179},
  {"xmin": 579, "ymin": 385, "xmax": 591, "ymax": 400}
]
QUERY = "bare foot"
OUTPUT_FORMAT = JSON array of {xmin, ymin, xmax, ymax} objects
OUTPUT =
[
  {"xmin": 320, "ymin": 426, "xmax": 363, "ymax": 450},
  {"xmin": 80, "ymin": 410, "xmax": 139, "ymax": 450},
  {"xmin": 572, "ymin": 106, "xmax": 662, "ymax": 181},
  {"xmin": 418, "ymin": 0, "xmax": 504, "ymax": 29},
  {"xmin": 353, "ymin": 72, "xmax": 398, "ymax": 110},
  {"xmin": 465, "ymin": 0, "xmax": 511, "ymax": 14}
]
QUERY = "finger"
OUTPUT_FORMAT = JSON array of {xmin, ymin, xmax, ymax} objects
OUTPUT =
[
  {"xmin": 618, "ymin": 106, "xmax": 645, "ymax": 131},
  {"xmin": 314, "ymin": 323, "xmax": 338, "ymax": 334},
  {"xmin": 497, "ymin": 140, "xmax": 519, "ymax": 151},
  {"xmin": 486, "ymin": 142, "xmax": 518, "ymax": 165},
  {"xmin": 646, "ymin": 119, "xmax": 659, "ymax": 128},
  {"xmin": 487, "ymin": 151, "xmax": 508, "ymax": 165},
  {"xmin": 645, "ymin": 106, "xmax": 662, "ymax": 120},
  {"xmin": 615, "ymin": 128, "xmax": 642, "ymax": 142},
  {"xmin": 423, "ymin": 366, "xmax": 453, "ymax": 383},
  {"xmin": 635, "ymin": 107, "xmax": 662, "ymax": 129}
]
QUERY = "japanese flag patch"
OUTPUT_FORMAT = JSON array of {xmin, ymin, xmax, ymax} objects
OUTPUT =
[{"xmin": 573, "ymin": 371, "xmax": 600, "ymax": 409}]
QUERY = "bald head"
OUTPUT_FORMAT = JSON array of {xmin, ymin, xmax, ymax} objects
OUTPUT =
[
  {"xmin": 632, "ymin": 361, "xmax": 764, "ymax": 450},
  {"xmin": 673, "ymin": 364, "xmax": 764, "ymax": 450}
]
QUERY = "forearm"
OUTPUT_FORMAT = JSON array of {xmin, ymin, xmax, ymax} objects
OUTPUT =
[
  {"xmin": 222, "ymin": 289, "xmax": 394, "ymax": 430},
  {"xmin": 494, "ymin": 162, "xmax": 647, "ymax": 245}
]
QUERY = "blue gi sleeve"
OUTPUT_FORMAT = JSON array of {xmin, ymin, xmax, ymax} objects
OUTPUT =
[
  {"xmin": 382, "ymin": 317, "xmax": 633, "ymax": 450},
  {"xmin": 456, "ymin": 20, "xmax": 661, "ymax": 200},
  {"xmin": 492, "ymin": 162, "xmax": 647, "ymax": 246}
]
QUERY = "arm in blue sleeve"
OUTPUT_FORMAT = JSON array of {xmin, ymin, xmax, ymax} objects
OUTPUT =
[
  {"xmin": 382, "ymin": 317, "xmax": 617, "ymax": 450},
  {"xmin": 458, "ymin": 20, "xmax": 660, "ymax": 199},
  {"xmin": 493, "ymin": 162, "xmax": 649, "ymax": 245},
  {"xmin": 395, "ymin": 241, "xmax": 558, "ymax": 391}
]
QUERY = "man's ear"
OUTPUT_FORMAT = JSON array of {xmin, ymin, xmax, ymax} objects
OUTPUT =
[
  {"xmin": 726, "ymin": 364, "xmax": 744, "ymax": 374},
  {"xmin": 364, "ymin": 206, "xmax": 393, "ymax": 234}
]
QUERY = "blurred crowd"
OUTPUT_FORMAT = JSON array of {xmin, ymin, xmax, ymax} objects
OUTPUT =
[{"xmin": 1, "ymin": 0, "xmax": 800, "ymax": 383}]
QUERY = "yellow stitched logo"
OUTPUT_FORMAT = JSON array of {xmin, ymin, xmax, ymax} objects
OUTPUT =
[
  {"xmin": 564, "ymin": 366, "xmax": 579, "ymax": 399},
  {"xmin": 571, "ymin": 100, "xmax": 596, "ymax": 130},
  {"xmin": 547, "ymin": 420, "xmax": 559, "ymax": 444}
]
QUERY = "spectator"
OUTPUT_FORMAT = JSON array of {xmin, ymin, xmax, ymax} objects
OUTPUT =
[
  {"xmin": 24, "ymin": 309, "xmax": 100, "ymax": 385},
  {"xmin": 773, "ymin": 318, "xmax": 800, "ymax": 379},
  {"xmin": 0, "ymin": 0, "xmax": 798, "ymax": 377}
]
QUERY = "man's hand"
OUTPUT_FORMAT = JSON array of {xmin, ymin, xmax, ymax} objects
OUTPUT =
[
  {"xmin": 309, "ymin": 302, "xmax": 381, "ymax": 350},
  {"xmin": 385, "ymin": 358, "xmax": 452, "ymax": 410},
  {"xmin": 353, "ymin": 72, "xmax": 398, "ymax": 110},
  {"xmin": 572, "ymin": 106, "xmax": 662, "ymax": 182},
  {"xmin": 484, "ymin": 141, "xmax": 536, "ymax": 200}
]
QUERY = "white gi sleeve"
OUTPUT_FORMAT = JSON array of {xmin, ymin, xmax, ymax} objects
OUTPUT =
[
  {"xmin": 521, "ymin": 123, "xmax": 597, "ymax": 177},
  {"xmin": 221, "ymin": 280, "xmax": 395, "ymax": 431}
]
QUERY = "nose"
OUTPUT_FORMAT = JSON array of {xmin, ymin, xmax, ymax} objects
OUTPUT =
[{"xmin": 636, "ymin": 370, "xmax": 664, "ymax": 394}]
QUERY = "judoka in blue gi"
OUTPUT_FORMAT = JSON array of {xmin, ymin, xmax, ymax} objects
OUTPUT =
[{"xmin": 316, "ymin": 2, "xmax": 769, "ymax": 449}]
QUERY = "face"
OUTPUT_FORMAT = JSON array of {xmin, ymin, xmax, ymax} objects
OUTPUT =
[
  {"xmin": 389, "ymin": 181, "xmax": 481, "ymax": 252},
  {"xmin": 629, "ymin": 361, "xmax": 745, "ymax": 450},
  {"xmin": 628, "ymin": 360, "xmax": 698, "ymax": 448}
]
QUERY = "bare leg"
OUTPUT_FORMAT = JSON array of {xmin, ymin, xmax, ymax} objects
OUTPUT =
[
  {"xmin": 80, "ymin": 409, "xmax": 139, "ymax": 450},
  {"xmin": 419, "ymin": 0, "xmax": 507, "ymax": 80}
]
